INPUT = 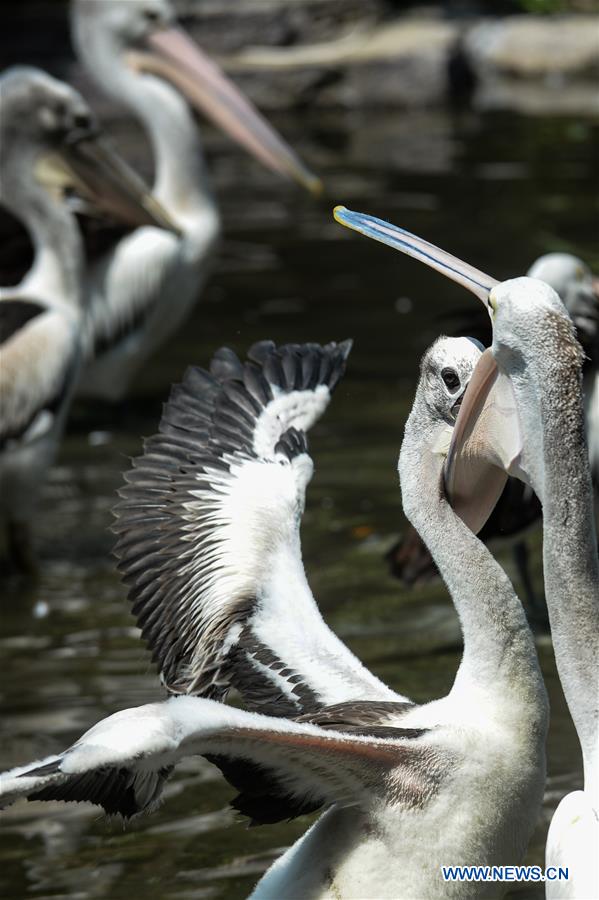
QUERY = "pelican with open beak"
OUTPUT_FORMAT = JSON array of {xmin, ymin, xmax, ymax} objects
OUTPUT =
[
  {"xmin": 334, "ymin": 204, "xmax": 599, "ymax": 900},
  {"xmin": 70, "ymin": 0, "xmax": 321, "ymax": 401},
  {"xmin": 0, "ymin": 66, "xmax": 176, "ymax": 573}
]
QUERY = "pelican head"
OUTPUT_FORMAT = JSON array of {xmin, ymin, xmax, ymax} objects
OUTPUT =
[
  {"xmin": 333, "ymin": 206, "xmax": 587, "ymax": 530},
  {"xmin": 1, "ymin": 66, "xmax": 91, "ymax": 145},
  {"xmin": 0, "ymin": 66, "xmax": 176, "ymax": 232},
  {"xmin": 527, "ymin": 252, "xmax": 593, "ymax": 297},
  {"xmin": 1, "ymin": 66, "xmax": 93, "ymax": 190},
  {"xmin": 72, "ymin": 0, "xmax": 175, "ymax": 58},
  {"xmin": 71, "ymin": 0, "xmax": 321, "ymax": 193},
  {"xmin": 488, "ymin": 275, "xmax": 575, "ymax": 364},
  {"xmin": 400, "ymin": 336, "xmax": 482, "ymax": 522},
  {"xmin": 527, "ymin": 254, "xmax": 598, "ymax": 355},
  {"xmin": 415, "ymin": 336, "xmax": 483, "ymax": 428}
]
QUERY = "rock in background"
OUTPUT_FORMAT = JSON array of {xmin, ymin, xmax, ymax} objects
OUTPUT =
[
  {"xmin": 174, "ymin": 1, "xmax": 599, "ymax": 115},
  {"xmin": 1, "ymin": 0, "xmax": 598, "ymax": 115}
]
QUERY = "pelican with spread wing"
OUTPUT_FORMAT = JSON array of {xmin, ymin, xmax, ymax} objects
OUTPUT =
[{"xmin": 0, "ymin": 338, "xmax": 547, "ymax": 898}]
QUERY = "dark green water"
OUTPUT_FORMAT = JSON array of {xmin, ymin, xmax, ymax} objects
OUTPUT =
[{"xmin": 1, "ymin": 106, "xmax": 597, "ymax": 899}]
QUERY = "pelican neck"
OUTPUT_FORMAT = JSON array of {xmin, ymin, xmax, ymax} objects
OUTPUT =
[
  {"xmin": 532, "ymin": 333, "xmax": 599, "ymax": 790},
  {"xmin": 399, "ymin": 428, "xmax": 544, "ymax": 716},
  {"xmin": 3, "ymin": 156, "xmax": 82, "ymax": 307}
]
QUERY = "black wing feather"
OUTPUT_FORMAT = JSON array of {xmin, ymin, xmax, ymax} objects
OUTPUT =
[{"xmin": 113, "ymin": 341, "xmax": 352, "ymax": 702}]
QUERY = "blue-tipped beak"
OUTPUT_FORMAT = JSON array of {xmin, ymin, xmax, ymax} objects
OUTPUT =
[{"xmin": 333, "ymin": 206, "xmax": 498, "ymax": 308}]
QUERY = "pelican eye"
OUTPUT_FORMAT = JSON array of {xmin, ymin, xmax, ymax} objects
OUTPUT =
[
  {"xmin": 73, "ymin": 112, "xmax": 92, "ymax": 130},
  {"xmin": 441, "ymin": 368, "xmax": 460, "ymax": 392},
  {"xmin": 144, "ymin": 9, "xmax": 162, "ymax": 23}
]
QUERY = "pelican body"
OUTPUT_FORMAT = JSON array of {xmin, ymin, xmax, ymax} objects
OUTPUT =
[
  {"xmin": 0, "ymin": 338, "xmax": 547, "ymax": 898},
  {"xmin": 0, "ymin": 66, "xmax": 175, "ymax": 570},
  {"xmin": 333, "ymin": 207, "xmax": 599, "ymax": 899},
  {"xmin": 71, "ymin": 0, "xmax": 320, "ymax": 401}
]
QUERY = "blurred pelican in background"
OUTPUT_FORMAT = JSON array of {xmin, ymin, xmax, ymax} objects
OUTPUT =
[
  {"xmin": 0, "ymin": 338, "xmax": 548, "ymax": 898},
  {"xmin": 0, "ymin": 66, "xmax": 176, "ymax": 572},
  {"xmin": 71, "ymin": 0, "xmax": 321, "ymax": 401}
]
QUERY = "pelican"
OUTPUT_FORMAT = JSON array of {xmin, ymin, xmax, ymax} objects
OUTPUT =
[
  {"xmin": 0, "ymin": 66, "xmax": 176, "ymax": 571},
  {"xmin": 0, "ymin": 337, "xmax": 547, "ymax": 898},
  {"xmin": 70, "ymin": 0, "xmax": 321, "ymax": 401},
  {"xmin": 388, "ymin": 251, "xmax": 599, "ymax": 613},
  {"xmin": 334, "ymin": 206, "xmax": 599, "ymax": 899}
]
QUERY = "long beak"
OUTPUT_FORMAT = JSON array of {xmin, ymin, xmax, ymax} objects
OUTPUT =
[
  {"xmin": 330, "ymin": 206, "xmax": 527, "ymax": 531},
  {"xmin": 37, "ymin": 128, "xmax": 179, "ymax": 233},
  {"xmin": 333, "ymin": 206, "xmax": 498, "ymax": 307},
  {"xmin": 443, "ymin": 349, "xmax": 525, "ymax": 533},
  {"xmin": 127, "ymin": 27, "xmax": 321, "ymax": 195}
]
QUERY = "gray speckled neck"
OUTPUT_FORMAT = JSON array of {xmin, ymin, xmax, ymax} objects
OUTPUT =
[
  {"xmin": 399, "ymin": 402, "xmax": 546, "ymax": 722},
  {"xmin": 534, "ymin": 311, "xmax": 599, "ymax": 786}
]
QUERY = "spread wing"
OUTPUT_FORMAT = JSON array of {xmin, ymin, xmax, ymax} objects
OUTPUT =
[
  {"xmin": 0, "ymin": 697, "xmax": 443, "ymax": 821},
  {"xmin": 0, "ymin": 297, "xmax": 80, "ymax": 448},
  {"xmin": 113, "ymin": 340, "xmax": 406, "ymax": 714}
]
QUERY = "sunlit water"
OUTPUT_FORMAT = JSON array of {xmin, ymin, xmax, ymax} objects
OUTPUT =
[{"xmin": 1, "ymin": 94, "xmax": 597, "ymax": 900}]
